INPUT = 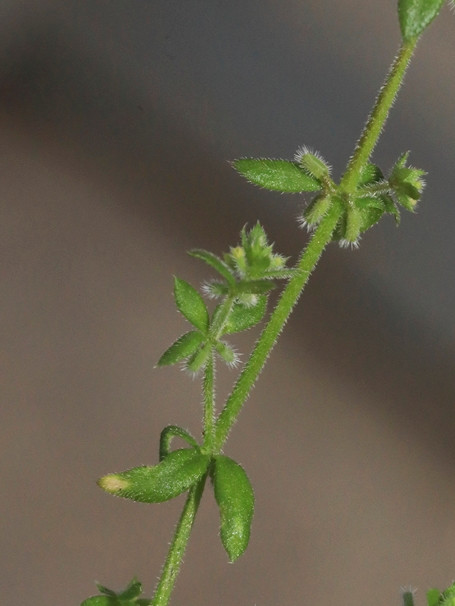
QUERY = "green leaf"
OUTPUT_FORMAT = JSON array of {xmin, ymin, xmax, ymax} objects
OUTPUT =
[
  {"xmin": 157, "ymin": 331, "xmax": 204, "ymax": 366},
  {"xmin": 98, "ymin": 448, "xmax": 210, "ymax": 504},
  {"xmin": 174, "ymin": 277, "xmax": 209, "ymax": 333},
  {"xmin": 81, "ymin": 578, "xmax": 153, "ymax": 606},
  {"xmin": 357, "ymin": 163, "xmax": 384, "ymax": 186},
  {"xmin": 402, "ymin": 589, "xmax": 416, "ymax": 606},
  {"xmin": 214, "ymin": 340, "xmax": 238, "ymax": 366},
  {"xmin": 223, "ymin": 296, "xmax": 267, "ymax": 334},
  {"xmin": 389, "ymin": 153, "xmax": 426, "ymax": 211},
  {"xmin": 186, "ymin": 342, "xmax": 212, "ymax": 373},
  {"xmin": 233, "ymin": 158, "xmax": 321, "ymax": 193},
  {"xmin": 398, "ymin": 0, "xmax": 444, "ymax": 41},
  {"xmin": 427, "ymin": 589, "xmax": 441, "ymax": 606},
  {"xmin": 344, "ymin": 206, "xmax": 362, "ymax": 244},
  {"xmin": 301, "ymin": 193, "xmax": 332, "ymax": 228},
  {"xmin": 189, "ymin": 249, "xmax": 236, "ymax": 287},
  {"xmin": 441, "ymin": 584, "xmax": 455, "ymax": 606},
  {"xmin": 95, "ymin": 583, "xmax": 117, "ymax": 597},
  {"xmin": 159, "ymin": 425, "xmax": 199, "ymax": 461},
  {"xmin": 382, "ymin": 194, "xmax": 401, "ymax": 225},
  {"xmin": 235, "ymin": 279, "xmax": 276, "ymax": 296},
  {"xmin": 295, "ymin": 147, "xmax": 331, "ymax": 180},
  {"xmin": 118, "ymin": 578, "xmax": 143, "ymax": 601},
  {"xmin": 355, "ymin": 196, "xmax": 386, "ymax": 232},
  {"xmin": 81, "ymin": 598, "xmax": 114, "ymax": 606},
  {"xmin": 203, "ymin": 280, "xmax": 230, "ymax": 299},
  {"xmin": 211, "ymin": 455, "xmax": 254, "ymax": 562}
]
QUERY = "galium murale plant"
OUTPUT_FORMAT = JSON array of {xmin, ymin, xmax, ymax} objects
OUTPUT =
[{"xmin": 81, "ymin": 1, "xmax": 453, "ymax": 605}]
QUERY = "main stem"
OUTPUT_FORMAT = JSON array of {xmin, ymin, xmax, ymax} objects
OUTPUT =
[
  {"xmin": 151, "ymin": 476, "xmax": 206, "ymax": 606},
  {"xmin": 202, "ymin": 352, "xmax": 215, "ymax": 450},
  {"xmin": 339, "ymin": 37, "xmax": 417, "ymax": 193},
  {"xmin": 152, "ymin": 347, "xmax": 216, "ymax": 605}
]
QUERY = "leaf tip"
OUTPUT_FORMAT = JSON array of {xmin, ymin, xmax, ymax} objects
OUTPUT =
[{"xmin": 98, "ymin": 473, "xmax": 129, "ymax": 494}]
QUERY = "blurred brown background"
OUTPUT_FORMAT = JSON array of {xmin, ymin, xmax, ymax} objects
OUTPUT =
[{"xmin": 1, "ymin": 2, "xmax": 455, "ymax": 605}]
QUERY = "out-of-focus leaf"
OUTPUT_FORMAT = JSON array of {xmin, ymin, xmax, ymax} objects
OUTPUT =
[{"xmin": 189, "ymin": 249, "xmax": 236, "ymax": 286}]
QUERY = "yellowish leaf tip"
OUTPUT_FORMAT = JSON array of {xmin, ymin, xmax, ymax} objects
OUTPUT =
[{"xmin": 98, "ymin": 474, "xmax": 129, "ymax": 493}]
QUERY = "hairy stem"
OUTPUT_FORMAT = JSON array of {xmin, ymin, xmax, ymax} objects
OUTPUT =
[
  {"xmin": 213, "ymin": 198, "xmax": 343, "ymax": 452},
  {"xmin": 210, "ymin": 296, "xmax": 235, "ymax": 340},
  {"xmin": 151, "ymin": 476, "xmax": 206, "ymax": 606},
  {"xmin": 202, "ymin": 352, "xmax": 215, "ymax": 450},
  {"xmin": 151, "ymin": 35, "xmax": 422, "ymax": 606},
  {"xmin": 339, "ymin": 37, "xmax": 418, "ymax": 193}
]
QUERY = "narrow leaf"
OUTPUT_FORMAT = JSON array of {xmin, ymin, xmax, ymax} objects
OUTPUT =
[
  {"xmin": 98, "ymin": 448, "xmax": 210, "ymax": 504},
  {"xmin": 203, "ymin": 279, "xmax": 230, "ymax": 299},
  {"xmin": 95, "ymin": 584, "xmax": 117, "ymax": 597},
  {"xmin": 382, "ymin": 195, "xmax": 401, "ymax": 225},
  {"xmin": 81, "ymin": 578, "xmax": 153, "ymax": 606},
  {"xmin": 214, "ymin": 340, "xmax": 238, "ymax": 366},
  {"xmin": 119, "ymin": 578, "xmax": 143, "ymax": 600},
  {"xmin": 355, "ymin": 196, "xmax": 386, "ymax": 232},
  {"xmin": 80, "ymin": 598, "xmax": 113, "ymax": 606},
  {"xmin": 426, "ymin": 589, "xmax": 441, "ymax": 606},
  {"xmin": 159, "ymin": 425, "xmax": 199, "ymax": 461},
  {"xmin": 357, "ymin": 163, "xmax": 384, "ymax": 186},
  {"xmin": 211, "ymin": 455, "xmax": 254, "ymax": 562},
  {"xmin": 398, "ymin": 0, "xmax": 444, "ymax": 40},
  {"xmin": 257, "ymin": 269, "xmax": 294, "ymax": 280},
  {"xmin": 174, "ymin": 277, "xmax": 209, "ymax": 332},
  {"xmin": 402, "ymin": 589, "xmax": 416, "ymax": 606},
  {"xmin": 233, "ymin": 158, "xmax": 321, "ymax": 193},
  {"xmin": 189, "ymin": 249, "xmax": 236, "ymax": 287},
  {"xmin": 223, "ymin": 296, "xmax": 267, "ymax": 334},
  {"xmin": 344, "ymin": 206, "xmax": 362, "ymax": 244},
  {"xmin": 441, "ymin": 584, "xmax": 455, "ymax": 606},
  {"xmin": 157, "ymin": 331, "xmax": 204, "ymax": 366},
  {"xmin": 235, "ymin": 279, "xmax": 276, "ymax": 296},
  {"xmin": 186, "ymin": 342, "xmax": 212, "ymax": 373}
]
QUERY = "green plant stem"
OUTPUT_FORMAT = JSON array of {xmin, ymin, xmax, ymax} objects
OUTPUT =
[
  {"xmin": 202, "ymin": 296, "xmax": 235, "ymax": 450},
  {"xmin": 210, "ymin": 296, "xmax": 235, "ymax": 339},
  {"xmin": 339, "ymin": 37, "xmax": 418, "ymax": 193},
  {"xmin": 150, "ymin": 203, "xmax": 343, "ymax": 604},
  {"xmin": 151, "ymin": 475, "xmax": 206, "ymax": 606},
  {"xmin": 150, "ymin": 35, "xmax": 422, "ymax": 606},
  {"xmin": 212, "ymin": 197, "xmax": 343, "ymax": 452},
  {"xmin": 202, "ymin": 351, "xmax": 215, "ymax": 450}
]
